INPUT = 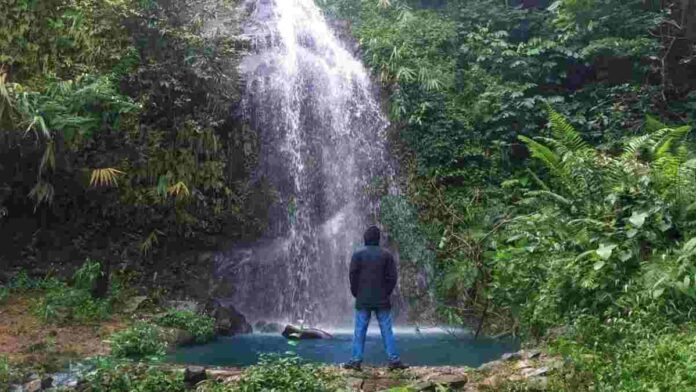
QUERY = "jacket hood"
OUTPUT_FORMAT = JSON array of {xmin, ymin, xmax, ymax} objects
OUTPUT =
[{"xmin": 364, "ymin": 226, "xmax": 381, "ymax": 246}]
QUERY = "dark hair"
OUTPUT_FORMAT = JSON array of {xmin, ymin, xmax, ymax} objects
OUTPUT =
[{"xmin": 364, "ymin": 226, "xmax": 380, "ymax": 245}]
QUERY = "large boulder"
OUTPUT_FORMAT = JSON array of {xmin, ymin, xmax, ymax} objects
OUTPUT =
[
  {"xmin": 163, "ymin": 328, "xmax": 197, "ymax": 347},
  {"xmin": 281, "ymin": 325, "xmax": 333, "ymax": 340},
  {"xmin": 205, "ymin": 299, "xmax": 252, "ymax": 336},
  {"xmin": 165, "ymin": 300, "xmax": 200, "ymax": 313},
  {"xmin": 184, "ymin": 366, "xmax": 207, "ymax": 387},
  {"xmin": 254, "ymin": 320, "xmax": 283, "ymax": 333}
]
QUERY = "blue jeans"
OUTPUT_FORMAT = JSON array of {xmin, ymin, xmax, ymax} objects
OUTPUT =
[{"xmin": 351, "ymin": 308, "xmax": 400, "ymax": 363}]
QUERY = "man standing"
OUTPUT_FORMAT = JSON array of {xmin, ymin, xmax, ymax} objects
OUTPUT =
[{"xmin": 343, "ymin": 226, "xmax": 408, "ymax": 371}]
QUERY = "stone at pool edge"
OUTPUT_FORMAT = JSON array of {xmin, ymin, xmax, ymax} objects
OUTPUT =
[
  {"xmin": 205, "ymin": 300, "xmax": 252, "ymax": 336},
  {"xmin": 184, "ymin": 366, "xmax": 207, "ymax": 386},
  {"xmin": 254, "ymin": 320, "xmax": 283, "ymax": 333},
  {"xmin": 281, "ymin": 325, "xmax": 334, "ymax": 340},
  {"xmin": 410, "ymin": 374, "xmax": 468, "ymax": 392}
]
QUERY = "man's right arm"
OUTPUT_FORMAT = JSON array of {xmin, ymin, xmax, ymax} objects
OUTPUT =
[{"xmin": 349, "ymin": 253, "xmax": 359, "ymax": 297}]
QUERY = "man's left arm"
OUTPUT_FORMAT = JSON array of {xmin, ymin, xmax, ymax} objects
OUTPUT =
[{"xmin": 349, "ymin": 253, "xmax": 360, "ymax": 297}]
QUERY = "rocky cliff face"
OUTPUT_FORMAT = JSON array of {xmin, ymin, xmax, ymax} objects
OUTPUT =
[{"xmin": 0, "ymin": 0, "xmax": 269, "ymax": 303}]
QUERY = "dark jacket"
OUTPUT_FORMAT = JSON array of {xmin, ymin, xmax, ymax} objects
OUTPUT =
[{"xmin": 349, "ymin": 237, "xmax": 398, "ymax": 310}]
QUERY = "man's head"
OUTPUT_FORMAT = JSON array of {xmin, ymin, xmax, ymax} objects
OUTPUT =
[{"xmin": 364, "ymin": 226, "xmax": 380, "ymax": 246}]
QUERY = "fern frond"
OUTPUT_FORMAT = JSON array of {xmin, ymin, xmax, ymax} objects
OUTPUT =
[
  {"xmin": 28, "ymin": 181, "xmax": 55, "ymax": 209},
  {"xmin": 139, "ymin": 229, "xmax": 164, "ymax": 255},
  {"xmin": 547, "ymin": 107, "xmax": 589, "ymax": 153},
  {"xmin": 167, "ymin": 181, "xmax": 191, "ymax": 199},
  {"xmin": 652, "ymin": 125, "xmax": 691, "ymax": 159},
  {"xmin": 524, "ymin": 190, "xmax": 572, "ymax": 206},
  {"xmin": 39, "ymin": 140, "xmax": 56, "ymax": 175},
  {"xmin": 518, "ymin": 135, "xmax": 561, "ymax": 173},
  {"xmin": 645, "ymin": 114, "xmax": 668, "ymax": 133},
  {"xmin": 89, "ymin": 168, "xmax": 125, "ymax": 187},
  {"xmin": 621, "ymin": 129, "xmax": 668, "ymax": 160}
]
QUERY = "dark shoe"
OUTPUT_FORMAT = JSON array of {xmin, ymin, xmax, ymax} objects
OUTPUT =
[
  {"xmin": 342, "ymin": 361, "xmax": 362, "ymax": 371},
  {"xmin": 387, "ymin": 361, "xmax": 409, "ymax": 370}
]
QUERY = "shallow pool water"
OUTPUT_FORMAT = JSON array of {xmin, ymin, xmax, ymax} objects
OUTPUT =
[{"xmin": 168, "ymin": 327, "xmax": 518, "ymax": 367}]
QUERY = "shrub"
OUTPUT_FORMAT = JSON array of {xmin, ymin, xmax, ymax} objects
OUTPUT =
[
  {"xmin": 230, "ymin": 354, "xmax": 341, "ymax": 392},
  {"xmin": 550, "ymin": 317, "xmax": 696, "ymax": 391},
  {"xmin": 81, "ymin": 360, "xmax": 186, "ymax": 392},
  {"xmin": 31, "ymin": 260, "xmax": 114, "ymax": 324},
  {"xmin": 110, "ymin": 322, "xmax": 167, "ymax": 359},
  {"xmin": 8, "ymin": 272, "xmax": 62, "ymax": 291},
  {"xmin": 155, "ymin": 309, "xmax": 216, "ymax": 344}
]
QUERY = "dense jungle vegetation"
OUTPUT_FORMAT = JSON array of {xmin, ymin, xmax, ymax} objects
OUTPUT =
[
  {"xmin": 1, "ymin": 0, "xmax": 696, "ymax": 390},
  {"xmin": 0, "ymin": 0, "xmax": 270, "ymax": 295},
  {"xmin": 322, "ymin": 0, "xmax": 696, "ymax": 390}
]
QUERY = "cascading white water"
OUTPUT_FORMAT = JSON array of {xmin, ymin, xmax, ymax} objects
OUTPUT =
[{"xmin": 215, "ymin": 0, "xmax": 398, "ymax": 326}]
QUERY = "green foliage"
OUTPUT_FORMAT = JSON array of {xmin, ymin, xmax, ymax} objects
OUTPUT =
[
  {"xmin": 0, "ymin": 0, "xmax": 261, "ymax": 266},
  {"xmin": 381, "ymin": 195, "xmax": 435, "ymax": 266},
  {"xmin": 0, "ymin": 0, "xmax": 134, "ymax": 83},
  {"xmin": 28, "ymin": 259, "xmax": 120, "ymax": 324},
  {"xmin": 0, "ymin": 355, "xmax": 15, "ymax": 385},
  {"xmin": 13, "ymin": 74, "xmax": 138, "ymax": 144},
  {"xmin": 229, "ymin": 354, "xmax": 341, "ymax": 392},
  {"xmin": 550, "ymin": 317, "xmax": 696, "ymax": 391},
  {"xmin": 81, "ymin": 359, "xmax": 186, "ymax": 392},
  {"xmin": 490, "ymin": 111, "xmax": 695, "ymax": 334},
  {"xmin": 155, "ymin": 309, "xmax": 216, "ymax": 344},
  {"xmin": 110, "ymin": 321, "xmax": 167, "ymax": 359},
  {"xmin": 8, "ymin": 271, "xmax": 63, "ymax": 291}
]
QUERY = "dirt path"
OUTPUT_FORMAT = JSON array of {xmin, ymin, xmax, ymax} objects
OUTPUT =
[{"xmin": 0, "ymin": 294, "xmax": 125, "ymax": 372}]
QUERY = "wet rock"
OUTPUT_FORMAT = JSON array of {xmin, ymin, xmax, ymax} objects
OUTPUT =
[
  {"xmin": 524, "ymin": 366, "xmax": 550, "ymax": 378},
  {"xmin": 166, "ymin": 328, "xmax": 197, "ymax": 346},
  {"xmin": 122, "ymin": 296, "xmax": 149, "ymax": 313},
  {"xmin": 412, "ymin": 374, "xmax": 468, "ymax": 391},
  {"xmin": 477, "ymin": 359, "xmax": 502, "ymax": 371},
  {"xmin": 165, "ymin": 300, "xmax": 200, "ymax": 313},
  {"xmin": 184, "ymin": 366, "xmax": 207, "ymax": 386},
  {"xmin": 501, "ymin": 351, "xmax": 523, "ymax": 361},
  {"xmin": 525, "ymin": 350, "xmax": 541, "ymax": 359},
  {"xmin": 206, "ymin": 300, "xmax": 252, "ymax": 336},
  {"xmin": 346, "ymin": 377, "xmax": 364, "ymax": 390},
  {"xmin": 254, "ymin": 320, "xmax": 283, "ymax": 333},
  {"xmin": 515, "ymin": 360, "xmax": 533, "ymax": 370},
  {"xmin": 281, "ymin": 325, "xmax": 333, "ymax": 340},
  {"xmin": 41, "ymin": 377, "xmax": 53, "ymax": 389},
  {"xmin": 24, "ymin": 379, "xmax": 41, "ymax": 392},
  {"xmin": 207, "ymin": 368, "xmax": 243, "ymax": 382},
  {"xmin": 480, "ymin": 374, "xmax": 504, "ymax": 389}
]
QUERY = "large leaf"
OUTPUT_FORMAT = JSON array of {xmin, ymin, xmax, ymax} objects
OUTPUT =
[
  {"xmin": 596, "ymin": 243, "xmax": 616, "ymax": 260},
  {"xmin": 628, "ymin": 211, "xmax": 648, "ymax": 228}
]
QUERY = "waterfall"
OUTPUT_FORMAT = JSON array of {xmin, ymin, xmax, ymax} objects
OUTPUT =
[{"xmin": 215, "ymin": 0, "xmax": 396, "ymax": 327}]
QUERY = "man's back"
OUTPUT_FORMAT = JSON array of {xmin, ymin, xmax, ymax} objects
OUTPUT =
[
  {"xmin": 345, "ymin": 226, "xmax": 407, "ymax": 371},
  {"xmin": 350, "ymin": 245, "xmax": 397, "ymax": 310}
]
